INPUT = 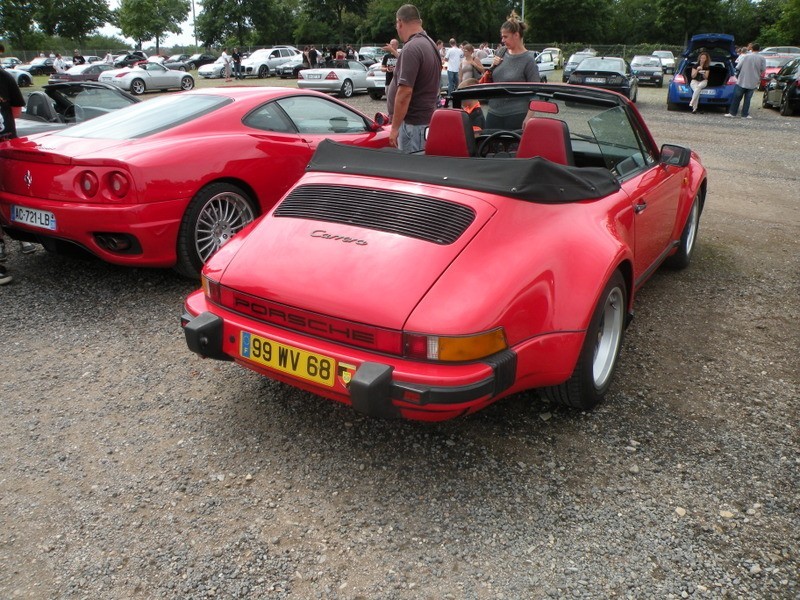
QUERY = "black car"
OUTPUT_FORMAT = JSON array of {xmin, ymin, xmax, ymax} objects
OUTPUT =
[
  {"xmin": 630, "ymin": 55, "xmax": 664, "ymax": 87},
  {"xmin": 114, "ymin": 51, "xmax": 148, "ymax": 68},
  {"xmin": 763, "ymin": 56, "xmax": 800, "ymax": 116},
  {"xmin": 567, "ymin": 56, "xmax": 639, "ymax": 101},
  {"xmin": 18, "ymin": 57, "xmax": 56, "ymax": 76},
  {"xmin": 185, "ymin": 53, "xmax": 217, "ymax": 70}
]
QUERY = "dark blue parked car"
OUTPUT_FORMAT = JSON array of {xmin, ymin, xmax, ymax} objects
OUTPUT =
[{"xmin": 667, "ymin": 33, "xmax": 738, "ymax": 112}]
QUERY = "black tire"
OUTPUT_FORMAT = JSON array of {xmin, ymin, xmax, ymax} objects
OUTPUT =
[
  {"xmin": 174, "ymin": 183, "xmax": 257, "ymax": 279},
  {"xmin": 368, "ymin": 90, "xmax": 383, "ymax": 100},
  {"xmin": 779, "ymin": 92, "xmax": 794, "ymax": 116},
  {"xmin": 667, "ymin": 102, "xmax": 681, "ymax": 111},
  {"xmin": 665, "ymin": 191, "xmax": 702, "ymax": 269},
  {"xmin": 130, "ymin": 78, "xmax": 145, "ymax": 95},
  {"xmin": 19, "ymin": 75, "xmax": 32, "ymax": 87},
  {"xmin": 258, "ymin": 65, "xmax": 268, "ymax": 78},
  {"xmin": 179, "ymin": 66, "xmax": 187, "ymax": 72},
  {"xmin": 542, "ymin": 270, "xmax": 627, "ymax": 410},
  {"xmin": 180, "ymin": 76, "xmax": 194, "ymax": 91},
  {"xmin": 339, "ymin": 79, "xmax": 354, "ymax": 98},
  {"xmin": 656, "ymin": 80, "xmax": 663, "ymax": 89}
]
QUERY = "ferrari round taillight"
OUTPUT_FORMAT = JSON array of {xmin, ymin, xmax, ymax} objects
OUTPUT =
[
  {"xmin": 77, "ymin": 171, "xmax": 99, "ymax": 197},
  {"xmin": 325, "ymin": 71, "xmax": 339, "ymax": 80},
  {"xmin": 107, "ymin": 171, "xmax": 130, "ymax": 198}
]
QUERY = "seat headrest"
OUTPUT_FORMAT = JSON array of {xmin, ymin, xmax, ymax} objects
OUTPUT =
[
  {"xmin": 425, "ymin": 109, "xmax": 476, "ymax": 158},
  {"xmin": 516, "ymin": 118, "xmax": 575, "ymax": 165}
]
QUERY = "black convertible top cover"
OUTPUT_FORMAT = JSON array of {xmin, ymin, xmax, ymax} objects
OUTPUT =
[{"xmin": 307, "ymin": 140, "xmax": 621, "ymax": 203}]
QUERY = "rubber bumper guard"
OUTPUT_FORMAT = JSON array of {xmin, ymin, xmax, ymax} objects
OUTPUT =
[{"xmin": 183, "ymin": 311, "xmax": 232, "ymax": 362}]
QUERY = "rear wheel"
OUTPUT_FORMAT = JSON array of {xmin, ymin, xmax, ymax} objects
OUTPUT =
[
  {"xmin": 665, "ymin": 191, "xmax": 701, "ymax": 269},
  {"xmin": 339, "ymin": 79, "xmax": 354, "ymax": 98},
  {"xmin": 174, "ymin": 183, "xmax": 257, "ymax": 279},
  {"xmin": 180, "ymin": 76, "xmax": 194, "ymax": 91},
  {"xmin": 258, "ymin": 65, "xmax": 268, "ymax": 78},
  {"xmin": 130, "ymin": 78, "xmax": 145, "ymax": 95},
  {"xmin": 19, "ymin": 75, "xmax": 32, "ymax": 87},
  {"xmin": 779, "ymin": 91, "xmax": 795, "ymax": 116},
  {"xmin": 542, "ymin": 270, "xmax": 627, "ymax": 410}
]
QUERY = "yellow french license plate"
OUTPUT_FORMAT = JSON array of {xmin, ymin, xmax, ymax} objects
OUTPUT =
[{"xmin": 240, "ymin": 331, "xmax": 336, "ymax": 387}]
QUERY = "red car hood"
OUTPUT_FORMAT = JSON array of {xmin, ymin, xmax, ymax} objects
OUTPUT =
[{"xmin": 215, "ymin": 176, "xmax": 496, "ymax": 330}]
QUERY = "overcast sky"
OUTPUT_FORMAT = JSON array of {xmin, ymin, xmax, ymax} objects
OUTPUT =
[{"xmin": 101, "ymin": 0, "xmax": 201, "ymax": 48}]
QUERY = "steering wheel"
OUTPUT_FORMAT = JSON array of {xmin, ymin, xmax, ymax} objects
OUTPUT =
[
  {"xmin": 476, "ymin": 130, "xmax": 522, "ymax": 157},
  {"xmin": 63, "ymin": 104, "xmax": 86, "ymax": 123}
]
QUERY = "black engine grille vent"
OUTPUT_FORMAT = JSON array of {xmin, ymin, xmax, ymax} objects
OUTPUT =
[{"xmin": 275, "ymin": 184, "xmax": 475, "ymax": 245}]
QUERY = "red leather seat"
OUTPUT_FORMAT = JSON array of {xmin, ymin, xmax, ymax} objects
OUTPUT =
[
  {"xmin": 425, "ymin": 109, "xmax": 475, "ymax": 158},
  {"xmin": 516, "ymin": 118, "xmax": 575, "ymax": 165}
]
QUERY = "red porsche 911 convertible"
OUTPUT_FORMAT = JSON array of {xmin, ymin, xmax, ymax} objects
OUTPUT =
[
  {"xmin": 0, "ymin": 87, "xmax": 390, "ymax": 277},
  {"xmin": 183, "ymin": 83, "xmax": 707, "ymax": 421}
]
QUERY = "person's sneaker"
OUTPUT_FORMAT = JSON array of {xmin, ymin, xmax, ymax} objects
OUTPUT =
[
  {"xmin": 0, "ymin": 240, "xmax": 6, "ymax": 262},
  {"xmin": 0, "ymin": 265, "xmax": 12, "ymax": 285},
  {"xmin": 744, "ymin": 115, "xmax": 752, "ymax": 119},
  {"xmin": 724, "ymin": 113, "xmax": 734, "ymax": 118},
  {"xmin": 19, "ymin": 241, "xmax": 36, "ymax": 254}
]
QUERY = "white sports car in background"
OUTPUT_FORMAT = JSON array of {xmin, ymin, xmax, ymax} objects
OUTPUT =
[
  {"xmin": 98, "ymin": 62, "xmax": 195, "ymax": 95},
  {"xmin": 198, "ymin": 57, "xmax": 227, "ymax": 79},
  {"xmin": 297, "ymin": 60, "xmax": 371, "ymax": 98}
]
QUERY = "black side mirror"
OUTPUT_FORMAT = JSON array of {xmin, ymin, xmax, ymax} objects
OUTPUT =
[{"xmin": 660, "ymin": 144, "xmax": 691, "ymax": 167}]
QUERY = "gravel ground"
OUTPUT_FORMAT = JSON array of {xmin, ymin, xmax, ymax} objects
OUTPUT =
[{"xmin": 1, "ymin": 80, "xmax": 798, "ymax": 599}]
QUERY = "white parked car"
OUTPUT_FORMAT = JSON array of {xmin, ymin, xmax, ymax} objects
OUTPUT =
[
  {"xmin": 542, "ymin": 47, "xmax": 564, "ymax": 68},
  {"xmin": 2, "ymin": 66, "xmax": 33, "ymax": 87},
  {"xmin": 242, "ymin": 46, "xmax": 301, "ymax": 78},
  {"xmin": 297, "ymin": 60, "xmax": 371, "ymax": 98},
  {"xmin": 198, "ymin": 57, "xmax": 226, "ymax": 79},
  {"xmin": 98, "ymin": 62, "xmax": 195, "ymax": 95},
  {"xmin": 652, "ymin": 50, "xmax": 676, "ymax": 74}
]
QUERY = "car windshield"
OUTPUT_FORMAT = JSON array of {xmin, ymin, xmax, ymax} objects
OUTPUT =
[
  {"xmin": 577, "ymin": 58, "xmax": 624, "ymax": 71},
  {"xmin": 54, "ymin": 94, "xmax": 231, "ymax": 139},
  {"xmin": 167, "ymin": 55, "xmax": 183, "ymax": 61},
  {"xmin": 568, "ymin": 53, "xmax": 593, "ymax": 64},
  {"xmin": 632, "ymin": 56, "xmax": 661, "ymax": 67},
  {"xmin": 653, "ymin": 51, "xmax": 673, "ymax": 59}
]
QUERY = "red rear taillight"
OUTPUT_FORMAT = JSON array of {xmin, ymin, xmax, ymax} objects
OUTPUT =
[
  {"xmin": 673, "ymin": 74, "xmax": 686, "ymax": 84},
  {"xmin": 106, "ymin": 171, "xmax": 130, "ymax": 198},
  {"xmin": 325, "ymin": 71, "xmax": 339, "ymax": 80},
  {"xmin": 77, "ymin": 171, "xmax": 99, "ymax": 197}
]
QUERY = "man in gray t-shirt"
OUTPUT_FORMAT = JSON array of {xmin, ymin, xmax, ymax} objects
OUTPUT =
[
  {"xmin": 387, "ymin": 4, "xmax": 441, "ymax": 152},
  {"xmin": 726, "ymin": 43, "xmax": 767, "ymax": 118}
]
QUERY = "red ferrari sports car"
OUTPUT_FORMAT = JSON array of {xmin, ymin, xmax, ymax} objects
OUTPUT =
[
  {"xmin": 183, "ymin": 83, "xmax": 707, "ymax": 421},
  {"xmin": 0, "ymin": 87, "xmax": 390, "ymax": 277}
]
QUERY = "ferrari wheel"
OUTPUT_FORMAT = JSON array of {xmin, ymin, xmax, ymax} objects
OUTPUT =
[
  {"xmin": 339, "ymin": 79, "xmax": 354, "ymax": 98},
  {"xmin": 779, "ymin": 92, "xmax": 794, "ymax": 116},
  {"xmin": 543, "ymin": 270, "xmax": 627, "ymax": 410},
  {"xmin": 175, "ymin": 183, "xmax": 257, "ymax": 279},
  {"xmin": 130, "ymin": 78, "xmax": 145, "ymax": 95},
  {"xmin": 665, "ymin": 191, "xmax": 701, "ymax": 269},
  {"xmin": 181, "ymin": 76, "xmax": 194, "ymax": 91}
]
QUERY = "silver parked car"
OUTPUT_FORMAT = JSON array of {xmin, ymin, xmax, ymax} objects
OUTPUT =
[
  {"xmin": 242, "ymin": 46, "xmax": 301, "ymax": 78},
  {"xmin": 297, "ymin": 60, "xmax": 370, "ymax": 98},
  {"xmin": 98, "ymin": 62, "xmax": 195, "ymax": 95}
]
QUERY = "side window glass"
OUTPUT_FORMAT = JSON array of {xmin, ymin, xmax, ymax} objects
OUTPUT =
[
  {"xmin": 243, "ymin": 102, "xmax": 296, "ymax": 133},
  {"xmin": 588, "ymin": 106, "xmax": 654, "ymax": 177},
  {"xmin": 276, "ymin": 96, "xmax": 369, "ymax": 135}
]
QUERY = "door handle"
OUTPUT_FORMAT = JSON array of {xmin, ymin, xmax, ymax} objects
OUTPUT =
[{"xmin": 634, "ymin": 201, "xmax": 647, "ymax": 214}]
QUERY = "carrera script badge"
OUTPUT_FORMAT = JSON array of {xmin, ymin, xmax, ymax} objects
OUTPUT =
[{"xmin": 310, "ymin": 230, "xmax": 367, "ymax": 245}]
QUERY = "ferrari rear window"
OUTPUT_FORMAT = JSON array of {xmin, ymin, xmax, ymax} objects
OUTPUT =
[{"xmin": 53, "ymin": 94, "xmax": 232, "ymax": 140}]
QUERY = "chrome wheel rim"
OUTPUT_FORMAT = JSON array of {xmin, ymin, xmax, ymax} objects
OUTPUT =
[
  {"xmin": 181, "ymin": 77, "xmax": 193, "ymax": 90},
  {"xmin": 194, "ymin": 191, "xmax": 255, "ymax": 263},
  {"xmin": 593, "ymin": 286, "xmax": 624, "ymax": 388},
  {"xmin": 684, "ymin": 197, "xmax": 700, "ymax": 255},
  {"xmin": 132, "ymin": 80, "xmax": 144, "ymax": 94}
]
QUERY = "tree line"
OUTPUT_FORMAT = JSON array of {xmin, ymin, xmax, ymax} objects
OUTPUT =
[{"xmin": 1, "ymin": 0, "xmax": 798, "ymax": 53}]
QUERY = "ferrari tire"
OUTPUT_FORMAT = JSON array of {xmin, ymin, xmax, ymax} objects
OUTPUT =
[
  {"xmin": 542, "ymin": 270, "xmax": 627, "ymax": 410},
  {"xmin": 174, "ymin": 183, "xmax": 257, "ymax": 279},
  {"xmin": 779, "ymin": 93, "xmax": 794, "ymax": 116},
  {"xmin": 665, "ymin": 191, "xmax": 702, "ymax": 269},
  {"xmin": 339, "ymin": 79, "xmax": 354, "ymax": 98},
  {"xmin": 368, "ymin": 90, "xmax": 383, "ymax": 100},
  {"xmin": 258, "ymin": 65, "xmax": 268, "ymax": 78},
  {"xmin": 130, "ymin": 79, "xmax": 146, "ymax": 95},
  {"xmin": 181, "ymin": 76, "xmax": 194, "ymax": 91}
]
